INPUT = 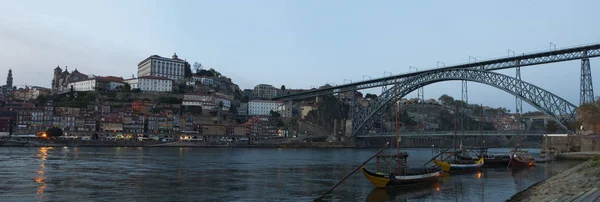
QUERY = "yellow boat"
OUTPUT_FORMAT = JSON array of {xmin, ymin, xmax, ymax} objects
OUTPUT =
[
  {"xmin": 360, "ymin": 166, "xmax": 443, "ymax": 188},
  {"xmin": 433, "ymin": 157, "xmax": 484, "ymax": 172}
]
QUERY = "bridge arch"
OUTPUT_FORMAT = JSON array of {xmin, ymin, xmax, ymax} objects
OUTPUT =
[{"xmin": 351, "ymin": 68, "xmax": 577, "ymax": 136}]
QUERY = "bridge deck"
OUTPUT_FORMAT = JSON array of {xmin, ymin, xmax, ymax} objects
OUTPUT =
[{"xmin": 274, "ymin": 43, "xmax": 600, "ymax": 101}]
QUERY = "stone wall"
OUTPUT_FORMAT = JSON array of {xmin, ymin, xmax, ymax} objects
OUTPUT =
[
  {"xmin": 297, "ymin": 121, "xmax": 330, "ymax": 136},
  {"xmin": 542, "ymin": 135, "xmax": 600, "ymax": 154}
]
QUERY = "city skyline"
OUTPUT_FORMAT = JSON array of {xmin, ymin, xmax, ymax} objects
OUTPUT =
[{"xmin": 1, "ymin": 0, "xmax": 600, "ymax": 112}]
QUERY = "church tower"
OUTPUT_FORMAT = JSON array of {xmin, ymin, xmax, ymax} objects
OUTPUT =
[
  {"xmin": 6, "ymin": 69, "xmax": 12, "ymax": 88},
  {"xmin": 53, "ymin": 65, "xmax": 62, "ymax": 90}
]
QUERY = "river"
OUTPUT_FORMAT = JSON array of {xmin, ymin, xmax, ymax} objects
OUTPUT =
[{"xmin": 0, "ymin": 147, "xmax": 581, "ymax": 202}]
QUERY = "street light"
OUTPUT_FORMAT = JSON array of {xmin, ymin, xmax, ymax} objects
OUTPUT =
[
  {"xmin": 469, "ymin": 56, "xmax": 477, "ymax": 63},
  {"xmin": 363, "ymin": 75, "xmax": 371, "ymax": 80},
  {"xmin": 550, "ymin": 42, "xmax": 556, "ymax": 50},
  {"xmin": 508, "ymin": 49, "xmax": 515, "ymax": 57},
  {"xmin": 383, "ymin": 71, "xmax": 392, "ymax": 77},
  {"xmin": 409, "ymin": 66, "xmax": 419, "ymax": 72},
  {"xmin": 437, "ymin": 61, "xmax": 445, "ymax": 68},
  {"xmin": 344, "ymin": 79, "xmax": 352, "ymax": 84}
]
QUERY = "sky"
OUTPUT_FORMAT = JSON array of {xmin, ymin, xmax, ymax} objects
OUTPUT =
[{"xmin": 1, "ymin": 0, "xmax": 599, "ymax": 112}]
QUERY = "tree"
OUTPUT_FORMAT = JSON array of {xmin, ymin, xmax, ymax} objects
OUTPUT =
[
  {"xmin": 209, "ymin": 68, "xmax": 222, "ymax": 78},
  {"xmin": 193, "ymin": 62, "xmax": 203, "ymax": 73},
  {"xmin": 438, "ymin": 94, "xmax": 455, "ymax": 105},
  {"xmin": 132, "ymin": 88, "xmax": 141, "ymax": 93},
  {"xmin": 546, "ymin": 120, "xmax": 558, "ymax": 133},
  {"xmin": 33, "ymin": 95, "xmax": 49, "ymax": 107},
  {"xmin": 229, "ymin": 104, "xmax": 238, "ymax": 115},
  {"xmin": 184, "ymin": 62, "xmax": 193, "ymax": 78},
  {"xmin": 186, "ymin": 106, "xmax": 203, "ymax": 115},
  {"xmin": 270, "ymin": 110, "xmax": 281, "ymax": 118},
  {"xmin": 241, "ymin": 95, "xmax": 249, "ymax": 103},
  {"xmin": 196, "ymin": 70, "xmax": 214, "ymax": 77},
  {"xmin": 578, "ymin": 98, "xmax": 600, "ymax": 133},
  {"xmin": 46, "ymin": 127, "xmax": 64, "ymax": 137},
  {"xmin": 281, "ymin": 85, "xmax": 286, "ymax": 95},
  {"xmin": 365, "ymin": 93, "xmax": 378, "ymax": 100},
  {"xmin": 123, "ymin": 83, "xmax": 131, "ymax": 92}
]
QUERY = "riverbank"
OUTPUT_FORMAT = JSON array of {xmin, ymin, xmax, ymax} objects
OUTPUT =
[
  {"xmin": 508, "ymin": 156, "xmax": 600, "ymax": 201},
  {"xmin": 0, "ymin": 139, "xmax": 360, "ymax": 148}
]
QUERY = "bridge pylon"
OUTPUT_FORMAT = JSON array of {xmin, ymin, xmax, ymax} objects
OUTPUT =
[{"xmin": 580, "ymin": 52, "xmax": 594, "ymax": 105}]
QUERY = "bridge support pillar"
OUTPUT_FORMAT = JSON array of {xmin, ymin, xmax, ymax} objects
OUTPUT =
[{"xmin": 581, "ymin": 56, "xmax": 595, "ymax": 105}]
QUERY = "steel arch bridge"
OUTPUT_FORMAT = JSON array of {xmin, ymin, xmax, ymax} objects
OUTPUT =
[{"xmin": 351, "ymin": 68, "xmax": 578, "ymax": 137}]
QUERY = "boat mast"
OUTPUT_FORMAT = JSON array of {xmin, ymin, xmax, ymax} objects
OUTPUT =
[{"xmin": 394, "ymin": 78, "xmax": 399, "ymax": 154}]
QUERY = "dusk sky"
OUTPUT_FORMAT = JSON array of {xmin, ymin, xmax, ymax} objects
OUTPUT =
[{"xmin": 1, "ymin": 0, "xmax": 599, "ymax": 112}]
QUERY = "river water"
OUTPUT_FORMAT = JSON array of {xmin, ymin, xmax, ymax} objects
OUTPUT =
[{"xmin": 0, "ymin": 147, "xmax": 581, "ymax": 202}]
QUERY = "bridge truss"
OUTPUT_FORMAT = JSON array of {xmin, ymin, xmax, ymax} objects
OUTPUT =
[
  {"xmin": 274, "ymin": 43, "xmax": 598, "ymax": 103},
  {"xmin": 351, "ymin": 69, "xmax": 578, "ymax": 136}
]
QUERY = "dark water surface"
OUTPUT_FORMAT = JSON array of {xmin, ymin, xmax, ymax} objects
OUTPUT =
[{"xmin": 0, "ymin": 147, "xmax": 581, "ymax": 202}]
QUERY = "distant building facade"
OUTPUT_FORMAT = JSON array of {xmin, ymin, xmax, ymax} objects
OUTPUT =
[
  {"xmin": 125, "ymin": 76, "xmax": 172, "ymax": 92},
  {"xmin": 248, "ymin": 100, "xmax": 282, "ymax": 116},
  {"xmin": 138, "ymin": 53, "xmax": 186, "ymax": 81},
  {"xmin": 253, "ymin": 84, "xmax": 277, "ymax": 99},
  {"xmin": 52, "ymin": 66, "xmax": 89, "ymax": 93}
]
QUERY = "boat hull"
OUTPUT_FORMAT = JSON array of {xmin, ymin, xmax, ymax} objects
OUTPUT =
[
  {"xmin": 459, "ymin": 155, "xmax": 510, "ymax": 167},
  {"xmin": 360, "ymin": 166, "xmax": 442, "ymax": 188},
  {"xmin": 434, "ymin": 158, "xmax": 484, "ymax": 172},
  {"xmin": 510, "ymin": 155, "xmax": 535, "ymax": 168}
]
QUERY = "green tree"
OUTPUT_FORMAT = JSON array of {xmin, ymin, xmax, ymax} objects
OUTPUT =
[
  {"xmin": 122, "ymin": 83, "xmax": 131, "ymax": 92},
  {"xmin": 270, "ymin": 110, "xmax": 281, "ymax": 118},
  {"xmin": 241, "ymin": 95, "xmax": 250, "ymax": 103},
  {"xmin": 229, "ymin": 104, "xmax": 238, "ymax": 115},
  {"xmin": 184, "ymin": 62, "xmax": 193, "ymax": 78},
  {"xmin": 365, "ymin": 93, "xmax": 378, "ymax": 100},
  {"xmin": 46, "ymin": 127, "xmax": 64, "ymax": 137},
  {"xmin": 33, "ymin": 95, "xmax": 49, "ymax": 107},
  {"xmin": 209, "ymin": 68, "xmax": 221, "ymax": 78},
  {"xmin": 546, "ymin": 120, "xmax": 558, "ymax": 133},
  {"xmin": 193, "ymin": 62, "xmax": 203, "ymax": 73},
  {"xmin": 281, "ymin": 85, "xmax": 286, "ymax": 95},
  {"xmin": 438, "ymin": 94, "xmax": 455, "ymax": 105}
]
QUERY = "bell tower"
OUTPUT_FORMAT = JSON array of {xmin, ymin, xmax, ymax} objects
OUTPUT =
[
  {"xmin": 6, "ymin": 69, "xmax": 12, "ymax": 88},
  {"xmin": 53, "ymin": 65, "xmax": 62, "ymax": 90}
]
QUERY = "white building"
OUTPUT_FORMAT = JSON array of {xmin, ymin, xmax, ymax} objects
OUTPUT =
[
  {"xmin": 125, "ymin": 76, "xmax": 173, "ymax": 92},
  {"xmin": 124, "ymin": 78, "xmax": 138, "ymax": 89},
  {"xmin": 69, "ymin": 79, "xmax": 96, "ymax": 91},
  {"xmin": 182, "ymin": 93, "xmax": 231, "ymax": 111},
  {"xmin": 138, "ymin": 53, "xmax": 186, "ymax": 81},
  {"xmin": 68, "ymin": 76, "xmax": 125, "ymax": 92},
  {"xmin": 248, "ymin": 100, "xmax": 283, "ymax": 116},
  {"xmin": 238, "ymin": 103, "xmax": 248, "ymax": 116},
  {"xmin": 277, "ymin": 102, "xmax": 293, "ymax": 118}
]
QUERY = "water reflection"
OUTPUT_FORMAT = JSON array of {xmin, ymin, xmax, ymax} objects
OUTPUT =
[
  {"xmin": 366, "ymin": 183, "xmax": 439, "ymax": 202},
  {"xmin": 36, "ymin": 147, "xmax": 51, "ymax": 198},
  {"xmin": 0, "ymin": 147, "xmax": 585, "ymax": 201}
]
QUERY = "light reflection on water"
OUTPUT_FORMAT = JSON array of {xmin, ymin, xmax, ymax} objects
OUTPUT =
[
  {"xmin": 36, "ymin": 147, "xmax": 51, "ymax": 199},
  {"xmin": 0, "ymin": 147, "xmax": 583, "ymax": 201}
]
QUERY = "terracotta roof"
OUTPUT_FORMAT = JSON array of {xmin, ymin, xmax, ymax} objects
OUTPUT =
[
  {"xmin": 249, "ymin": 100, "xmax": 283, "ymax": 103},
  {"xmin": 97, "ymin": 76, "xmax": 125, "ymax": 83},
  {"xmin": 139, "ymin": 76, "xmax": 172, "ymax": 80},
  {"xmin": 137, "ymin": 55, "xmax": 185, "ymax": 66}
]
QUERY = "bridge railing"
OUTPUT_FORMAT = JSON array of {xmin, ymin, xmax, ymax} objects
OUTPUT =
[
  {"xmin": 356, "ymin": 130, "xmax": 549, "ymax": 137},
  {"xmin": 273, "ymin": 42, "xmax": 600, "ymax": 101}
]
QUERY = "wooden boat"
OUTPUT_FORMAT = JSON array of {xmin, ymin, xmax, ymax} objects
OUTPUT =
[
  {"xmin": 458, "ymin": 153, "xmax": 510, "ymax": 167},
  {"xmin": 360, "ymin": 165, "xmax": 442, "ymax": 188},
  {"xmin": 433, "ymin": 157, "xmax": 484, "ymax": 172},
  {"xmin": 359, "ymin": 81, "xmax": 442, "ymax": 189},
  {"xmin": 510, "ymin": 151, "xmax": 535, "ymax": 168}
]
